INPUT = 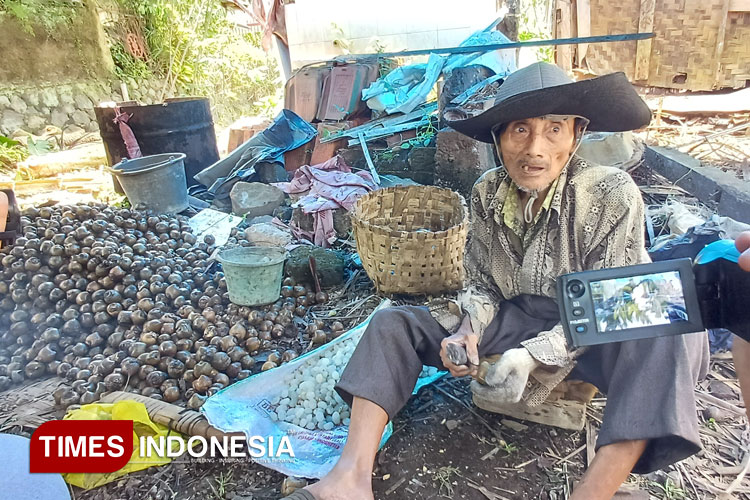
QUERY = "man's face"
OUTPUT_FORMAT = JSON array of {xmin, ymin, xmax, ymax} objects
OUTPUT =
[{"xmin": 496, "ymin": 117, "xmax": 578, "ymax": 193}]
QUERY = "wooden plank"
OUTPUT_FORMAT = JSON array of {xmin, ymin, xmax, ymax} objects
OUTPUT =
[
  {"xmin": 657, "ymin": 87, "xmax": 750, "ymax": 114},
  {"xmin": 101, "ymin": 391, "xmax": 244, "ymax": 439},
  {"xmin": 729, "ymin": 0, "xmax": 750, "ymax": 11},
  {"xmin": 556, "ymin": 0, "xmax": 574, "ymax": 72},
  {"xmin": 585, "ymin": 421, "xmax": 597, "ymax": 466},
  {"xmin": 576, "ymin": 0, "xmax": 591, "ymax": 65},
  {"xmin": 472, "ymin": 393, "xmax": 587, "ymax": 431},
  {"xmin": 713, "ymin": 0, "xmax": 731, "ymax": 87},
  {"xmin": 635, "ymin": 0, "xmax": 656, "ymax": 81}
]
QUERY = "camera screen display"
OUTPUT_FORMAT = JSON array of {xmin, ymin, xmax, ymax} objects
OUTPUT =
[{"xmin": 590, "ymin": 271, "xmax": 689, "ymax": 333}]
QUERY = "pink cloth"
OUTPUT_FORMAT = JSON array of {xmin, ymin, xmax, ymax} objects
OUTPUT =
[
  {"xmin": 113, "ymin": 107, "xmax": 142, "ymax": 159},
  {"xmin": 273, "ymin": 155, "xmax": 377, "ymax": 247}
]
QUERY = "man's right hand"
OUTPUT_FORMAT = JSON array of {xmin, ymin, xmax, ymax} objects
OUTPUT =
[
  {"xmin": 439, "ymin": 321, "xmax": 480, "ymax": 378},
  {"xmin": 737, "ymin": 231, "xmax": 750, "ymax": 272}
]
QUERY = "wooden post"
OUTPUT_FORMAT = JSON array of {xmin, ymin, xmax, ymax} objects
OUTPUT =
[
  {"xmin": 576, "ymin": 0, "xmax": 591, "ymax": 67},
  {"xmin": 556, "ymin": 0, "xmax": 574, "ymax": 72},
  {"xmin": 713, "ymin": 0, "xmax": 731, "ymax": 88},
  {"xmin": 635, "ymin": 0, "xmax": 656, "ymax": 81}
]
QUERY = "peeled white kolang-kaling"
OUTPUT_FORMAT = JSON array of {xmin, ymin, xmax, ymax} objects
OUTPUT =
[
  {"xmin": 267, "ymin": 338, "xmax": 356, "ymax": 430},
  {"xmin": 267, "ymin": 339, "xmax": 441, "ymax": 430}
]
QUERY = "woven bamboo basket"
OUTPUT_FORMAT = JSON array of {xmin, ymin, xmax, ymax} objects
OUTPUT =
[{"xmin": 352, "ymin": 185, "xmax": 468, "ymax": 295}]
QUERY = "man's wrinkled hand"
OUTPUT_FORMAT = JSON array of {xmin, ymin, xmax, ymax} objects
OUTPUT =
[
  {"xmin": 471, "ymin": 347, "xmax": 540, "ymax": 404},
  {"xmin": 737, "ymin": 231, "xmax": 750, "ymax": 272},
  {"xmin": 440, "ymin": 327, "xmax": 479, "ymax": 378}
]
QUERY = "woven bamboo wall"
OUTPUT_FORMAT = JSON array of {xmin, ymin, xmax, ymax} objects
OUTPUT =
[
  {"xmin": 584, "ymin": 0, "xmax": 639, "ymax": 80},
  {"xmin": 581, "ymin": 0, "xmax": 750, "ymax": 90},
  {"xmin": 720, "ymin": 12, "xmax": 750, "ymax": 87}
]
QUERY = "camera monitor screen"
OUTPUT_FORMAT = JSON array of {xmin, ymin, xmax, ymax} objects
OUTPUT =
[{"xmin": 590, "ymin": 271, "xmax": 688, "ymax": 333}]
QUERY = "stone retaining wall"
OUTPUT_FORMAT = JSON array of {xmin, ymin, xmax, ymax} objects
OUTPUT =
[{"xmin": 0, "ymin": 78, "xmax": 167, "ymax": 137}]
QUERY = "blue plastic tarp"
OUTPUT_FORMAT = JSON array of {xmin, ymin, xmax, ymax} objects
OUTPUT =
[{"xmin": 194, "ymin": 109, "xmax": 317, "ymax": 199}]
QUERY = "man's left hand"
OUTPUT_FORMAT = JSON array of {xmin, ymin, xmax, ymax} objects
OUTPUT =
[{"xmin": 471, "ymin": 347, "xmax": 541, "ymax": 403}]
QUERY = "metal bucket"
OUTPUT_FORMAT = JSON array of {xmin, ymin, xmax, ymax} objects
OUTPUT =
[
  {"xmin": 217, "ymin": 247, "xmax": 287, "ymax": 306},
  {"xmin": 110, "ymin": 153, "xmax": 189, "ymax": 214}
]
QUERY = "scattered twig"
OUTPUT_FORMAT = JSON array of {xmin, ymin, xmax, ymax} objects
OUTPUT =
[
  {"xmin": 384, "ymin": 476, "xmax": 407, "ymax": 495},
  {"xmin": 432, "ymin": 382, "xmax": 505, "ymax": 441},
  {"xmin": 554, "ymin": 444, "xmax": 586, "ymax": 466},
  {"xmin": 695, "ymin": 391, "xmax": 745, "ymax": 416},
  {"xmin": 723, "ymin": 451, "xmax": 750, "ymax": 496},
  {"xmin": 466, "ymin": 479, "xmax": 511, "ymax": 500}
]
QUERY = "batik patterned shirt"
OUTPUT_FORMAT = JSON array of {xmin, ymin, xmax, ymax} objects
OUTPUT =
[{"xmin": 451, "ymin": 155, "xmax": 651, "ymax": 404}]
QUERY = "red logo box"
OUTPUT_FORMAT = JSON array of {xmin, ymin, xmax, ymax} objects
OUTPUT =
[{"xmin": 30, "ymin": 420, "xmax": 133, "ymax": 473}]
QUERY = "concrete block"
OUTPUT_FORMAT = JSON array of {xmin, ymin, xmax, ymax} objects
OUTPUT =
[
  {"xmin": 645, "ymin": 146, "xmax": 750, "ymax": 224},
  {"xmin": 435, "ymin": 129, "xmax": 496, "ymax": 199},
  {"xmin": 286, "ymin": 245, "xmax": 345, "ymax": 287},
  {"xmin": 244, "ymin": 222, "xmax": 292, "ymax": 247},
  {"xmin": 229, "ymin": 182, "xmax": 286, "ymax": 218}
]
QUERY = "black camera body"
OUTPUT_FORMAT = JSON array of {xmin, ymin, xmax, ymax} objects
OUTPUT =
[{"xmin": 557, "ymin": 257, "xmax": 750, "ymax": 347}]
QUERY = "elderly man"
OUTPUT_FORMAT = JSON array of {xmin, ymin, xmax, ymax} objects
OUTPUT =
[
  {"xmin": 735, "ymin": 232, "xmax": 750, "ymax": 421},
  {"xmin": 284, "ymin": 63, "xmax": 708, "ymax": 500}
]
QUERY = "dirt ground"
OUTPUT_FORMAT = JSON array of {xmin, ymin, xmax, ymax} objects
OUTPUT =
[
  {"xmin": 58, "ymin": 376, "xmax": 592, "ymax": 500},
  {"xmin": 6, "ymin": 361, "xmax": 740, "ymax": 500}
]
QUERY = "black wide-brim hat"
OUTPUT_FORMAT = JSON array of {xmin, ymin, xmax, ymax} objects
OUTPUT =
[{"xmin": 445, "ymin": 62, "xmax": 651, "ymax": 144}]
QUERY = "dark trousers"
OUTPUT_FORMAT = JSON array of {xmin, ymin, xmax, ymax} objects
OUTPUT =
[{"xmin": 335, "ymin": 295, "xmax": 709, "ymax": 473}]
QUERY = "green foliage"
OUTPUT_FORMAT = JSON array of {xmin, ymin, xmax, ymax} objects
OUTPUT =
[
  {"xmin": 649, "ymin": 478, "xmax": 687, "ymax": 500},
  {"xmin": 398, "ymin": 116, "xmax": 437, "ymax": 150},
  {"xmin": 518, "ymin": 0, "xmax": 555, "ymax": 64},
  {"xmin": 112, "ymin": 0, "xmax": 280, "ymax": 125},
  {"xmin": 0, "ymin": 135, "xmax": 29, "ymax": 175},
  {"xmin": 499, "ymin": 439, "xmax": 518, "ymax": 455},
  {"xmin": 0, "ymin": 0, "xmax": 82, "ymax": 37},
  {"xmin": 110, "ymin": 41, "xmax": 152, "ymax": 80},
  {"xmin": 518, "ymin": 29, "xmax": 554, "ymax": 63},
  {"xmin": 26, "ymin": 136, "xmax": 53, "ymax": 155},
  {"xmin": 432, "ymin": 466, "xmax": 461, "ymax": 498}
]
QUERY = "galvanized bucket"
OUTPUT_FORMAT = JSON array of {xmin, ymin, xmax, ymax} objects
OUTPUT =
[
  {"xmin": 217, "ymin": 247, "xmax": 288, "ymax": 306},
  {"xmin": 110, "ymin": 153, "xmax": 189, "ymax": 214}
]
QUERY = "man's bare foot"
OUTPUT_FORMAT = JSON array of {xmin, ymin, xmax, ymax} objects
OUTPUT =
[{"xmin": 303, "ymin": 460, "xmax": 373, "ymax": 500}]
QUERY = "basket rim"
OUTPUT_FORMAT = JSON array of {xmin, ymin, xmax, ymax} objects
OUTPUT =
[{"xmin": 352, "ymin": 185, "xmax": 469, "ymax": 238}]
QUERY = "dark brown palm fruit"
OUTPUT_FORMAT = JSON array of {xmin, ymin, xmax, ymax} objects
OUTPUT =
[
  {"xmin": 312, "ymin": 330, "xmax": 327, "ymax": 345},
  {"xmin": 211, "ymin": 352, "xmax": 231, "ymax": 371},
  {"xmin": 192, "ymin": 375, "xmax": 212, "ymax": 394},
  {"xmin": 261, "ymin": 361, "xmax": 277, "ymax": 371},
  {"xmin": 282, "ymin": 350, "xmax": 298, "ymax": 363},
  {"xmin": 104, "ymin": 372, "xmax": 126, "ymax": 391},
  {"xmin": 163, "ymin": 386, "xmax": 180, "ymax": 403},
  {"xmin": 120, "ymin": 357, "xmax": 140, "ymax": 377}
]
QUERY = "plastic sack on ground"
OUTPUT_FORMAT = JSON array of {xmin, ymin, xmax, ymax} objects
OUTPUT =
[
  {"xmin": 194, "ymin": 109, "xmax": 317, "ymax": 198},
  {"xmin": 201, "ymin": 300, "xmax": 446, "ymax": 479},
  {"xmin": 62, "ymin": 400, "xmax": 184, "ymax": 490}
]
